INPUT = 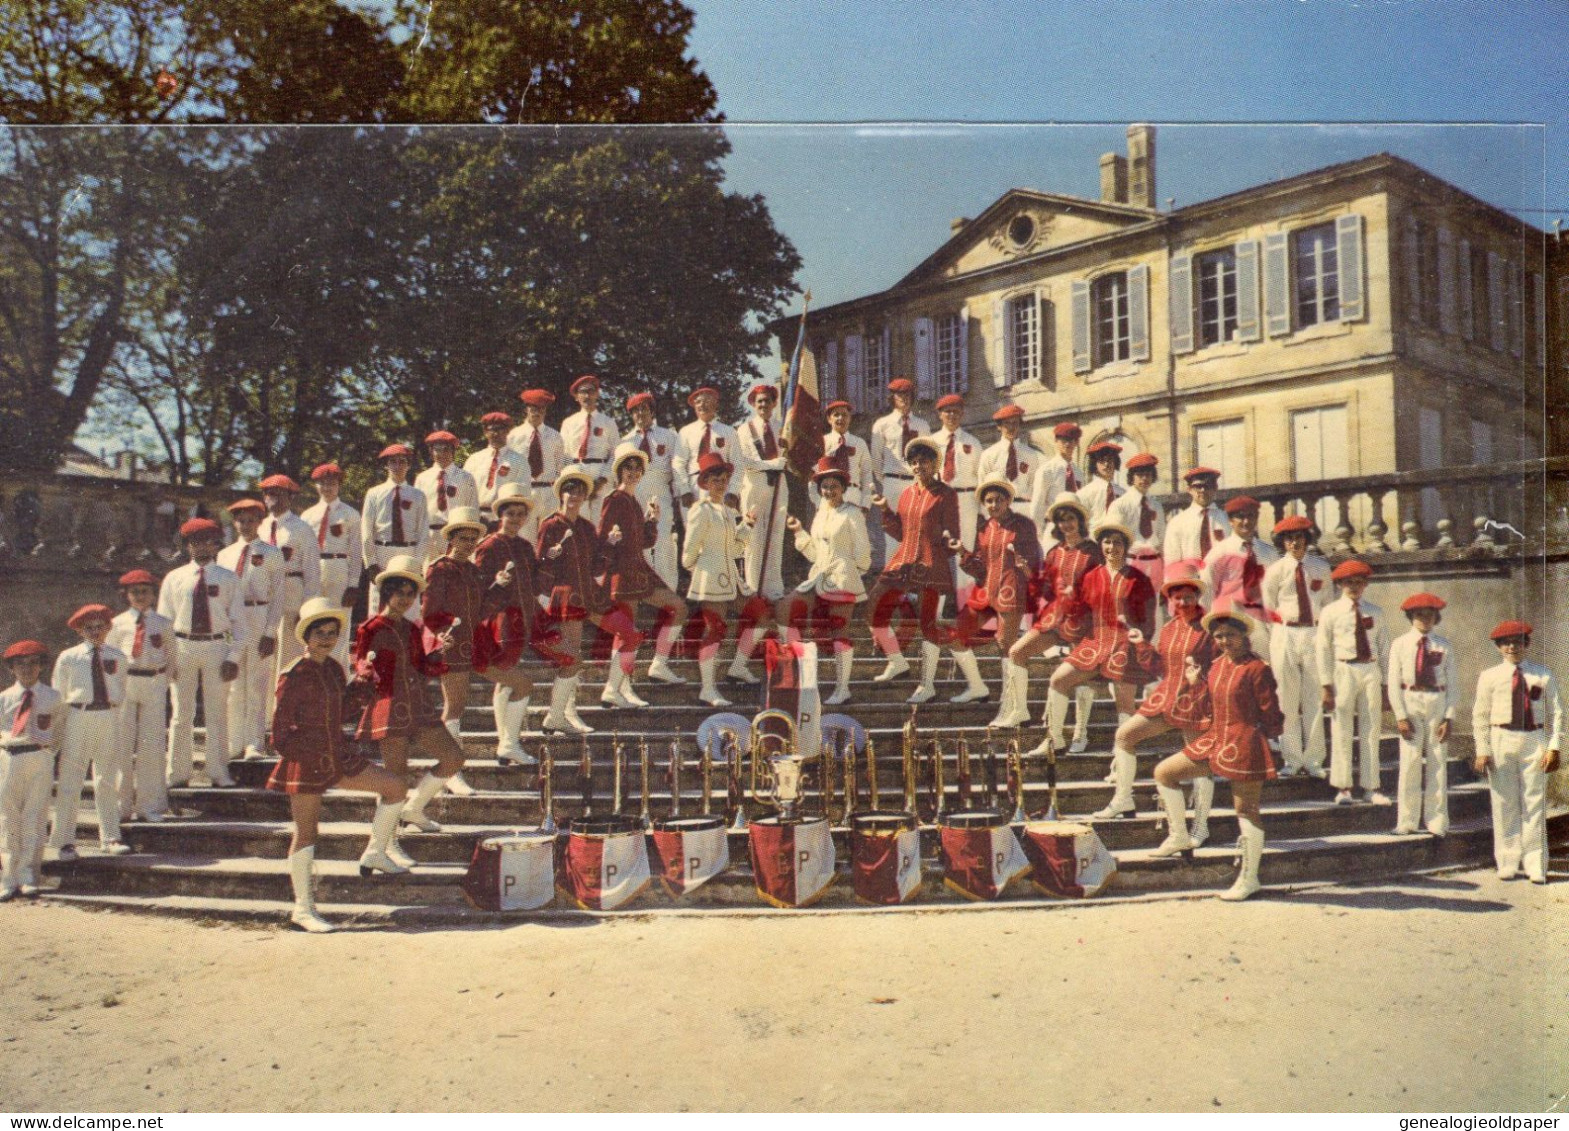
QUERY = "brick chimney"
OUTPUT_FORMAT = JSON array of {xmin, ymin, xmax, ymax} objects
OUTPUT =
[
  {"xmin": 950, "ymin": 217, "xmax": 970, "ymax": 236},
  {"xmin": 1099, "ymin": 153, "xmax": 1128, "ymax": 204},
  {"xmin": 1127, "ymin": 123, "xmax": 1156, "ymax": 210}
]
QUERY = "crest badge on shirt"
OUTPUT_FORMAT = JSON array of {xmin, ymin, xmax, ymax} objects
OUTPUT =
[
  {"xmin": 400, "ymin": 498, "xmax": 412, "ymax": 509},
  {"xmin": 102, "ymin": 657, "xmax": 118, "ymax": 675},
  {"xmin": 330, "ymin": 523, "xmax": 344, "ymax": 537},
  {"xmin": 446, "ymin": 485, "xmax": 457, "ymax": 497},
  {"xmin": 251, "ymin": 553, "xmax": 264, "ymax": 567},
  {"xmin": 282, "ymin": 546, "xmax": 294, "ymax": 562},
  {"xmin": 207, "ymin": 585, "xmax": 220, "ymax": 597},
  {"xmin": 1310, "ymin": 579, "xmax": 1323, "ymax": 591},
  {"xmin": 149, "ymin": 634, "xmax": 164, "ymax": 649}
]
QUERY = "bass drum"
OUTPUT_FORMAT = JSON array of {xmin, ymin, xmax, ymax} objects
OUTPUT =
[
  {"xmin": 650, "ymin": 814, "xmax": 730, "ymax": 898},
  {"xmin": 849, "ymin": 811, "xmax": 921, "ymax": 905},
  {"xmin": 462, "ymin": 832, "xmax": 556, "ymax": 912},
  {"xmin": 557, "ymin": 815, "xmax": 651, "ymax": 911},
  {"xmin": 1018, "ymin": 819, "xmax": 1116, "ymax": 898},
  {"xmin": 938, "ymin": 810, "xmax": 1030, "ymax": 901}
]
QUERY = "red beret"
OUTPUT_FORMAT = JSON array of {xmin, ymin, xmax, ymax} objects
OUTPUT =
[
  {"xmin": 519, "ymin": 389, "xmax": 555, "ymax": 408},
  {"xmin": 695, "ymin": 451, "xmax": 733, "ymax": 480},
  {"xmin": 825, "ymin": 400, "xmax": 853, "ymax": 415},
  {"xmin": 1184, "ymin": 466, "xmax": 1221, "ymax": 484},
  {"xmin": 887, "ymin": 378, "xmax": 916, "ymax": 395},
  {"xmin": 1053, "ymin": 422, "xmax": 1082, "ymax": 440},
  {"xmin": 3, "ymin": 640, "xmax": 47, "ymax": 662},
  {"xmin": 1491, "ymin": 620, "xmax": 1533, "ymax": 641},
  {"xmin": 378, "ymin": 443, "xmax": 414, "ymax": 460},
  {"xmin": 1223, "ymin": 495, "xmax": 1259, "ymax": 516},
  {"xmin": 625, "ymin": 392, "xmax": 654, "ymax": 412},
  {"xmin": 992, "ymin": 404, "xmax": 1025, "ymax": 422},
  {"xmin": 1087, "ymin": 441, "xmax": 1122, "ymax": 457},
  {"xmin": 569, "ymin": 374, "xmax": 600, "ymax": 396},
  {"xmin": 1125, "ymin": 453, "xmax": 1158, "ymax": 471},
  {"xmin": 747, "ymin": 383, "xmax": 778, "ymax": 404},
  {"xmin": 1330, "ymin": 559, "xmax": 1373, "ymax": 581},
  {"xmin": 117, "ymin": 569, "xmax": 157, "ymax": 588},
  {"xmin": 688, "ymin": 386, "xmax": 720, "ymax": 407},
  {"xmin": 180, "ymin": 517, "xmax": 222, "ymax": 539},
  {"xmin": 480, "ymin": 412, "xmax": 513, "ymax": 426},
  {"xmin": 935, "ymin": 394, "xmax": 964, "ymax": 411},
  {"xmin": 226, "ymin": 498, "xmax": 265, "ymax": 515},
  {"xmin": 1400, "ymin": 593, "xmax": 1446, "ymax": 613},
  {"xmin": 68, "ymin": 603, "xmax": 114, "ymax": 631},
  {"xmin": 258, "ymin": 474, "xmax": 300, "ymax": 493},
  {"xmin": 424, "ymin": 431, "xmax": 458, "ymax": 447},
  {"xmin": 310, "ymin": 463, "xmax": 342, "ymax": 481},
  {"xmin": 1272, "ymin": 515, "xmax": 1314, "ymax": 536}
]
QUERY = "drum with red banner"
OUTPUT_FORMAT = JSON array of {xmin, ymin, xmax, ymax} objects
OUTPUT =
[
  {"xmin": 748, "ymin": 816, "xmax": 836, "ymax": 908},
  {"xmin": 938, "ymin": 811, "xmax": 1031, "ymax": 900},
  {"xmin": 557, "ymin": 815, "xmax": 651, "ymax": 911},
  {"xmin": 650, "ymin": 814, "xmax": 731, "ymax": 898},
  {"xmin": 462, "ymin": 832, "xmax": 556, "ymax": 912},
  {"xmin": 761, "ymin": 639, "xmax": 822, "ymax": 761},
  {"xmin": 850, "ymin": 811, "xmax": 922, "ymax": 905},
  {"xmin": 1018, "ymin": 820, "xmax": 1117, "ymax": 898}
]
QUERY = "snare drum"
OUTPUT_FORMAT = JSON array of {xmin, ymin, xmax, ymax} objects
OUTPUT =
[
  {"xmin": 747, "ymin": 815, "xmax": 836, "ymax": 908},
  {"xmin": 557, "ymin": 815, "xmax": 651, "ymax": 911},
  {"xmin": 1019, "ymin": 819, "xmax": 1117, "ymax": 898},
  {"xmin": 650, "ymin": 814, "xmax": 730, "ymax": 898},
  {"xmin": 849, "ymin": 811, "xmax": 922, "ymax": 905},
  {"xmin": 462, "ymin": 832, "xmax": 556, "ymax": 912},
  {"xmin": 938, "ymin": 810, "xmax": 1030, "ymax": 901}
]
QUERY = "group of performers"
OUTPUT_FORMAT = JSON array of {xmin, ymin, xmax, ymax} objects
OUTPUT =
[{"xmin": 0, "ymin": 374, "xmax": 1560, "ymax": 930}]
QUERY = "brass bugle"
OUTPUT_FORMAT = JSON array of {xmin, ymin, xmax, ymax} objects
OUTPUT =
[
  {"xmin": 957, "ymin": 737, "xmax": 972, "ymax": 811},
  {"xmin": 539, "ymin": 736, "xmax": 558, "ymax": 834},
  {"xmin": 668, "ymin": 736, "xmax": 682, "ymax": 817},
  {"xmin": 1007, "ymin": 737, "xmax": 1026, "ymax": 824},
  {"xmin": 701, "ymin": 738, "xmax": 714, "ymax": 817},
  {"xmin": 866, "ymin": 737, "xmax": 880, "ymax": 812},
  {"xmin": 902, "ymin": 706, "xmax": 918, "ymax": 816},
  {"xmin": 930, "ymin": 737, "xmax": 946, "ymax": 821},
  {"xmin": 580, "ymin": 733, "xmax": 593, "ymax": 816},
  {"xmin": 726, "ymin": 732, "xmax": 748, "ymax": 831},
  {"xmin": 820, "ymin": 730, "xmax": 836, "ymax": 819},
  {"xmin": 612, "ymin": 731, "xmax": 624, "ymax": 816},
  {"xmin": 1042, "ymin": 726, "xmax": 1060, "ymax": 821},
  {"xmin": 841, "ymin": 731, "xmax": 857, "ymax": 826},
  {"xmin": 984, "ymin": 744, "xmax": 1001, "ymax": 811},
  {"xmin": 639, "ymin": 735, "xmax": 652, "ymax": 829}
]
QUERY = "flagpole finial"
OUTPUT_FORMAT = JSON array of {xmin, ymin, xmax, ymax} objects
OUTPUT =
[{"xmin": 803, "ymin": 290, "xmax": 812, "ymax": 306}]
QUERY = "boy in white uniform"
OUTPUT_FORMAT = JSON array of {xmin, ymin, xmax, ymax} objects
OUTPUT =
[
  {"xmin": 49, "ymin": 605, "xmax": 130, "ymax": 860},
  {"xmin": 465, "ymin": 412, "xmax": 519, "ymax": 519},
  {"xmin": 1106, "ymin": 452, "xmax": 1166, "ymax": 598},
  {"xmin": 1029, "ymin": 421, "xmax": 1084, "ymax": 534},
  {"xmin": 624, "ymin": 391, "xmax": 687, "ymax": 592},
  {"xmin": 1261, "ymin": 515, "xmax": 1331, "ymax": 777},
  {"xmin": 677, "ymin": 386, "xmax": 740, "ymax": 508},
  {"xmin": 868, "ymin": 377, "xmax": 929, "ymax": 569},
  {"xmin": 508, "ymin": 390, "xmax": 567, "ymax": 542},
  {"xmin": 414, "ymin": 431, "xmax": 479, "ymax": 563},
  {"xmin": 1386, "ymin": 593, "xmax": 1457, "ymax": 837},
  {"xmin": 931, "ymin": 393, "xmax": 982, "ymax": 548},
  {"xmin": 976, "ymin": 404, "xmax": 1043, "ymax": 520},
  {"xmin": 815, "ymin": 400, "xmax": 874, "ymax": 510},
  {"xmin": 1471, "ymin": 620, "xmax": 1562, "ymax": 883},
  {"xmin": 361, "ymin": 443, "xmax": 429, "ymax": 578},
  {"xmin": 299, "ymin": 463, "xmax": 361, "ymax": 665},
  {"xmin": 218, "ymin": 498, "xmax": 284, "ymax": 762},
  {"xmin": 0, "ymin": 640, "xmax": 59, "ymax": 898},
  {"xmin": 559, "ymin": 374, "xmax": 620, "ymax": 523},
  {"xmin": 1316, "ymin": 559, "xmax": 1391, "ymax": 805},
  {"xmin": 259, "ymin": 474, "xmax": 321, "ymax": 707},
  {"xmin": 106, "ymin": 570, "xmax": 175, "ymax": 823}
]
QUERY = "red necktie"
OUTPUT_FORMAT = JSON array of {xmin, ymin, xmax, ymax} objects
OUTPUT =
[
  {"xmin": 528, "ymin": 432, "xmax": 544, "ymax": 477},
  {"xmin": 699, "ymin": 423, "xmax": 712, "ymax": 457},
  {"xmin": 1294, "ymin": 563, "xmax": 1312, "ymax": 625},
  {"xmin": 436, "ymin": 468, "xmax": 448, "ymax": 512},
  {"xmin": 828, "ymin": 437, "xmax": 850, "ymax": 473},
  {"xmin": 191, "ymin": 565, "xmax": 212, "ymax": 634},
  {"xmin": 1352, "ymin": 600, "xmax": 1372, "ymax": 663},
  {"xmin": 1199, "ymin": 515, "xmax": 1211, "ymax": 557},
  {"xmin": 1415, "ymin": 637, "xmax": 1436, "ymax": 689},
  {"xmin": 899, "ymin": 417, "xmax": 914, "ymax": 457},
  {"xmin": 1241, "ymin": 544, "xmax": 1263, "ymax": 602},
  {"xmin": 1005, "ymin": 443, "xmax": 1018, "ymax": 480},
  {"xmin": 639, "ymin": 431, "xmax": 652, "ymax": 457},
  {"xmin": 132, "ymin": 612, "xmax": 145, "ymax": 659},
  {"xmin": 11, "ymin": 689, "xmax": 31, "ymax": 737},
  {"xmin": 1139, "ymin": 495, "xmax": 1154, "ymax": 539},
  {"xmin": 943, "ymin": 435, "xmax": 956, "ymax": 481},
  {"xmin": 235, "ymin": 544, "xmax": 248, "ymax": 577},
  {"xmin": 1511, "ymin": 667, "xmax": 1537, "ymax": 729},
  {"xmin": 90, "ymin": 646, "xmax": 109, "ymax": 708},
  {"xmin": 577, "ymin": 417, "xmax": 591, "ymax": 460},
  {"xmin": 317, "ymin": 505, "xmax": 330, "ymax": 548},
  {"xmin": 486, "ymin": 451, "xmax": 500, "ymax": 490},
  {"xmin": 266, "ymin": 518, "xmax": 277, "ymax": 545},
  {"xmin": 1064, "ymin": 464, "xmax": 1079, "ymax": 492},
  {"xmin": 761, "ymin": 421, "xmax": 778, "ymax": 460}
]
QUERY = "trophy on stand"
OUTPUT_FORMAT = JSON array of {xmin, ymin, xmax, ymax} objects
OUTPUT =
[{"xmin": 751, "ymin": 709, "xmax": 807, "ymax": 821}]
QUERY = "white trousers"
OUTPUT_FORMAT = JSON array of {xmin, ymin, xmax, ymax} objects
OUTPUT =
[
  {"xmin": 50, "ymin": 706, "xmax": 121, "ymax": 849},
  {"xmin": 1330, "ymin": 661, "xmax": 1382, "ymax": 791},
  {"xmin": 228, "ymin": 638, "xmax": 271, "ymax": 757},
  {"xmin": 524, "ymin": 486, "xmax": 555, "ymax": 544},
  {"xmin": 741, "ymin": 480, "xmax": 790, "ymax": 601},
  {"xmin": 1, "ymin": 749, "xmax": 52, "ymax": 889},
  {"xmin": 271, "ymin": 577, "xmax": 307, "ymax": 718},
  {"xmin": 168, "ymin": 637, "xmax": 230, "ymax": 784},
  {"xmin": 1271, "ymin": 625, "xmax": 1326, "ymax": 773},
  {"xmin": 117, "ymin": 674, "xmax": 170, "ymax": 820},
  {"xmin": 1485, "ymin": 727, "xmax": 1549, "ymax": 880},
  {"xmin": 319, "ymin": 559, "xmax": 354, "ymax": 666},
  {"xmin": 1395, "ymin": 690, "xmax": 1449, "ymax": 835},
  {"xmin": 635, "ymin": 477, "xmax": 680, "ymax": 592}
]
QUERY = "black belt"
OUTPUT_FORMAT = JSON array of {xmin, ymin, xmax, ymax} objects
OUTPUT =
[
  {"xmin": 128, "ymin": 668, "xmax": 166, "ymax": 677},
  {"xmin": 885, "ymin": 473, "xmax": 913, "ymax": 480},
  {"xmin": 1282, "ymin": 621, "xmax": 1315, "ymax": 628},
  {"xmin": 1013, "ymin": 497, "xmax": 1032, "ymax": 505},
  {"xmin": 531, "ymin": 480, "xmax": 553, "ymax": 487},
  {"xmin": 579, "ymin": 458, "xmax": 608, "ymax": 465},
  {"xmin": 244, "ymin": 600, "xmax": 268, "ymax": 607},
  {"xmin": 375, "ymin": 540, "xmax": 416, "ymax": 548},
  {"xmin": 175, "ymin": 631, "xmax": 226, "ymax": 641},
  {"xmin": 285, "ymin": 571, "xmax": 304, "ymax": 578},
  {"xmin": 321, "ymin": 553, "xmax": 348, "ymax": 559},
  {"xmin": 1498, "ymin": 724, "xmax": 1542, "ymax": 732},
  {"xmin": 71, "ymin": 703, "xmax": 113, "ymax": 712},
  {"xmin": 5, "ymin": 744, "xmax": 42, "ymax": 755},
  {"xmin": 1402, "ymin": 684, "xmax": 1445, "ymax": 692},
  {"xmin": 1130, "ymin": 551, "xmax": 1161, "ymax": 560}
]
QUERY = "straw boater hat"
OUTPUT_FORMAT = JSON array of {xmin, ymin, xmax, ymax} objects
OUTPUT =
[
  {"xmin": 975, "ymin": 476, "xmax": 1015, "ymax": 503},
  {"xmin": 611, "ymin": 444, "xmax": 648, "ymax": 479},
  {"xmin": 1091, "ymin": 517, "xmax": 1134, "ymax": 545},
  {"xmin": 1046, "ymin": 492, "xmax": 1090, "ymax": 527},
  {"xmin": 1202, "ymin": 608, "xmax": 1258, "ymax": 636},
  {"xmin": 554, "ymin": 464, "xmax": 597, "ymax": 498},
  {"xmin": 1161, "ymin": 563, "xmax": 1207, "ymax": 597},
  {"xmin": 492, "ymin": 482, "xmax": 532, "ymax": 514},
  {"xmin": 903, "ymin": 436, "xmax": 941, "ymax": 463},
  {"xmin": 441, "ymin": 506, "xmax": 487, "ymax": 539},
  {"xmin": 374, "ymin": 554, "xmax": 426, "ymax": 594},
  {"xmin": 295, "ymin": 597, "xmax": 349, "ymax": 646}
]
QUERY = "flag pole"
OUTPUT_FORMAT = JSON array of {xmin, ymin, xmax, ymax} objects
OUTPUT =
[{"xmin": 756, "ymin": 292, "xmax": 810, "ymax": 600}]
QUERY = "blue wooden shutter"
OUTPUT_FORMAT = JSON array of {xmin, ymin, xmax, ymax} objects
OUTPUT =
[
  {"xmin": 1169, "ymin": 253, "xmax": 1194, "ymax": 354},
  {"xmin": 1337, "ymin": 214, "xmax": 1365, "ymax": 322},
  {"xmin": 1235, "ymin": 239, "xmax": 1261, "ymax": 343},
  {"xmin": 1128, "ymin": 264, "xmax": 1150, "ymax": 363},
  {"xmin": 1437, "ymin": 226, "xmax": 1457, "ymax": 334},
  {"xmin": 1264, "ymin": 233, "xmax": 1290, "ymax": 337},
  {"xmin": 1071, "ymin": 279, "xmax": 1091, "ymax": 373}
]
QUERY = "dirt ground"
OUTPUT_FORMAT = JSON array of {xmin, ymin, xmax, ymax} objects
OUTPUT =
[{"xmin": 1, "ymin": 868, "xmax": 1564, "ymax": 1114}]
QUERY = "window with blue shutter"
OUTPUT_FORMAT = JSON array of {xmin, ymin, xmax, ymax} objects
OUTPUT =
[
  {"xmin": 1169, "ymin": 253, "xmax": 1194, "ymax": 354},
  {"xmin": 1264, "ymin": 233, "xmax": 1290, "ymax": 337}
]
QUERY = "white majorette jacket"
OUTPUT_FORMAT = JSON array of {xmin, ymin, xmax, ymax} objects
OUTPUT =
[
  {"xmin": 52, "ymin": 641, "xmax": 128, "ymax": 708},
  {"xmin": 107, "ymin": 607, "xmax": 175, "ymax": 677},
  {"xmin": 157, "ymin": 560, "xmax": 249, "ymax": 663},
  {"xmin": 361, "ymin": 481, "xmax": 429, "ymax": 565},
  {"xmin": 216, "ymin": 537, "xmax": 284, "ymax": 641},
  {"xmin": 794, "ymin": 502, "xmax": 872, "ymax": 602},
  {"xmin": 1315, "ymin": 594, "xmax": 1390, "ymax": 679},
  {"xmin": 682, "ymin": 498, "xmax": 751, "ymax": 602},
  {"xmin": 1386, "ymin": 630, "xmax": 1458, "ymax": 722},
  {"xmin": 1261, "ymin": 553, "xmax": 1332, "ymax": 627},
  {"xmin": 1471, "ymin": 660, "xmax": 1564, "ymax": 752}
]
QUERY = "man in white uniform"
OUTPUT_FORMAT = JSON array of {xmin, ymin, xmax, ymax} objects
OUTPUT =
[
  {"xmin": 259, "ymin": 474, "xmax": 322, "ymax": 689},
  {"xmin": 508, "ymin": 390, "xmax": 566, "ymax": 543},
  {"xmin": 106, "ymin": 570, "xmax": 175, "ymax": 823},
  {"xmin": 560, "ymin": 374, "xmax": 620, "ymax": 523},
  {"xmin": 976, "ymin": 404, "xmax": 1044, "ymax": 520},
  {"xmin": 49, "ymin": 605, "xmax": 129, "ymax": 860},
  {"xmin": 868, "ymin": 377, "xmax": 929, "ymax": 569},
  {"xmin": 299, "ymin": 463, "xmax": 360, "ymax": 666},
  {"xmin": 1163, "ymin": 466, "xmax": 1227, "ymax": 575},
  {"xmin": 1387, "ymin": 592, "xmax": 1457, "ymax": 836},
  {"xmin": 677, "ymin": 386, "xmax": 740, "ymax": 509},
  {"xmin": 1316, "ymin": 559, "xmax": 1391, "ymax": 805},
  {"xmin": 814, "ymin": 400, "xmax": 874, "ymax": 509},
  {"xmin": 1261, "ymin": 515, "xmax": 1331, "ymax": 777},
  {"xmin": 1029, "ymin": 421, "xmax": 1083, "ymax": 534},
  {"xmin": 218, "ymin": 498, "xmax": 283, "ymax": 762},
  {"xmin": 931, "ymin": 392, "xmax": 982, "ymax": 549},
  {"xmin": 415, "ymin": 431, "xmax": 478, "ymax": 563},
  {"xmin": 623, "ymin": 391, "xmax": 686, "ymax": 592},
  {"xmin": 1106, "ymin": 452, "xmax": 1166, "ymax": 598},
  {"xmin": 465, "ymin": 412, "xmax": 520, "ymax": 520}
]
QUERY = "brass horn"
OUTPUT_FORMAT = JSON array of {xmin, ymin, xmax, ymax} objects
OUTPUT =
[
  {"xmin": 866, "ymin": 737, "xmax": 880, "ymax": 812},
  {"xmin": 1007, "ymin": 737, "xmax": 1026, "ymax": 824},
  {"xmin": 538, "ymin": 736, "xmax": 558, "ymax": 835},
  {"xmin": 638, "ymin": 735, "xmax": 652, "ymax": 829}
]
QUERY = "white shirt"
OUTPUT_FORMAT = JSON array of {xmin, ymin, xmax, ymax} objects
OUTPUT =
[
  {"xmin": 812, "ymin": 431, "xmax": 875, "ymax": 509},
  {"xmin": 1105, "ymin": 486, "xmax": 1166, "ymax": 555},
  {"xmin": 869, "ymin": 410, "xmax": 931, "ymax": 482},
  {"xmin": 464, "ymin": 445, "xmax": 521, "ymax": 514},
  {"xmin": 1261, "ymin": 553, "xmax": 1332, "ymax": 627},
  {"xmin": 414, "ymin": 463, "xmax": 479, "ymax": 528},
  {"xmin": 561, "ymin": 409, "xmax": 621, "ymax": 467},
  {"xmin": 932, "ymin": 426, "xmax": 982, "ymax": 491},
  {"xmin": 216, "ymin": 537, "xmax": 285, "ymax": 639},
  {"xmin": 505, "ymin": 422, "xmax": 567, "ymax": 486},
  {"xmin": 624, "ymin": 424, "xmax": 688, "ymax": 498},
  {"xmin": 299, "ymin": 498, "xmax": 362, "ymax": 567},
  {"xmin": 157, "ymin": 560, "xmax": 248, "ymax": 662},
  {"xmin": 53, "ymin": 641, "xmax": 128, "ymax": 709},
  {"xmin": 1315, "ymin": 594, "xmax": 1390, "ymax": 683},
  {"xmin": 677, "ymin": 417, "xmax": 740, "ymax": 494},
  {"xmin": 735, "ymin": 413, "xmax": 788, "ymax": 481},
  {"xmin": 107, "ymin": 607, "xmax": 175, "ymax": 676},
  {"xmin": 361, "ymin": 481, "xmax": 429, "ymax": 564},
  {"xmin": 977, "ymin": 438, "xmax": 1046, "ymax": 508},
  {"xmin": 1386, "ymin": 629, "xmax": 1458, "ymax": 722},
  {"xmin": 1164, "ymin": 501, "xmax": 1229, "ymax": 564},
  {"xmin": 0, "ymin": 681, "xmax": 59, "ymax": 749},
  {"xmin": 259, "ymin": 511, "xmax": 322, "ymax": 599},
  {"xmin": 1078, "ymin": 475, "xmax": 1122, "ymax": 522},
  {"xmin": 1472, "ymin": 660, "xmax": 1564, "ymax": 756},
  {"xmin": 1030, "ymin": 453, "xmax": 1084, "ymax": 528}
]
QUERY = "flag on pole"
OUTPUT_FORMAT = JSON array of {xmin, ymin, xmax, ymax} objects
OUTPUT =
[{"xmin": 780, "ymin": 293, "xmax": 824, "ymax": 479}]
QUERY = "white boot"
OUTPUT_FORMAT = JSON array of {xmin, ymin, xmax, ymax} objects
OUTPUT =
[
  {"xmin": 873, "ymin": 652, "xmax": 911, "ymax": 682},
  {"xmin": 698, "ymin": 657, "xmax": 731, "ymax": 707},
  {"xmin": 727, "ymin": 655, "xmax": 758, "ymax": 684},
  {"xmin": 649, "ymin": 619, "xmax": 685, "ymax": 683},
  {"xmin": 907, "ymin": 642, "xmax": 939, "ymax": 703},
  {"xmin": 1102, "ymin": 712, "xmax": 1132, "ymax": 779},
  {"xmin": 542, "ymin": 677, "xmax": 578, "ymax": 734},
  {"xmin": 561, "ymin": 674, "xmax": 594, "ymax": 733},
  {"xmin": 1151, "ymin": 783, "xmax": 1195, "ymax": 857},
  {"xmin": 401, "ymin": 772, "xmax": 447, "ymax": 833},
  {"xmin": 288, "ymin": 847, "xmax": 334, "ymax": 933},
  {"xmin": 618, "ymin": 663, "xmax": 650, "ymax": 708},
  {"xmin": 1028, "ymin": 687, "xmax": 1070, "ymax": 756},
  {"xmin": 824, "ymin": 650, "xmax": 854, "ymax": 705},
  {"xmin": 493, "ymin": 684, "xmax": 521, "ymax": 762},
  {"xmin": 1070, "ymin": 684, "xmax": 1095, "ymax": 753},
  {"xmin": 1092, "ymin": 748, "xmax": 1138, "ymax": 819},
  {"xmin": 949, "ymin": 649, "xmax": 989, "ymax": 703},
  {"xmin": 600, "ymin": 664, "xmax": 633, "ymax": 708},
  {"xmin": 1219, "ymin": 817, "xmax": 1264, "ymax": 901},
  {"xmin": 648, "ymin": 655, "xmax": 685, "ymax": 684},
  {"xmin": 1190, "ymin": 776, "xmax": 1215, "ymax": 847},
  {"xmin": 359, "ymin": 800, "xmax": 410, "ymax": 876},
  {"xmin": 441, "ymin": 719, "xmax": 475, "ymax": 796},
  {"xmin": 989, "ymin": 662, "xmax": 1031, "ymax": 728}
]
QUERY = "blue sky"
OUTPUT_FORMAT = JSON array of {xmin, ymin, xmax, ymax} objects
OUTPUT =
[{"xmin": 685, "ymin": 0, "xmax": 1565, "ymax": 316}]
